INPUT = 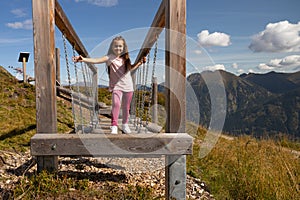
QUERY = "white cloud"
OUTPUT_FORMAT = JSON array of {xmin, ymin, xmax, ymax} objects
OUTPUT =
[
  {"xmin": 75, "ymin": 0, "xmax": 118, "ymax": 7},
  {"xmin": 248, "ymin": 69, "xmax": 255, "ymax": 73},
  {"xmin": 203, "ymin": 64, "xmax": 226, "ymax": 71},
  {"xmin": 257, "ymin": 55, "xmax": 300, "ymax": 71},
  {"xmin": 232, "ymin": 62, "xmax": 238, "ymax": 69},
  {"xmin": 249, "ymin": 20, "xmax": 300, "ymax": 52},
  {"xmin": 193, "ymin": 49, "xmax": 202, "ymax": 55},
  {"xmin": 6, "ymin": 19, "xmax": 32, "ymax": 30},
  {"xmin": 237, "ymin": 69, "xmax": 245, "ymax": 74},
  {"xmin": 11, "ymin": 9, "xmax": 27, "ymax": 18},
  {"xmin": 197, "ymin": 30, "xmax": 231, "ymax": 47},
  {"xmin": 0, "ymin": 37, "xmax": 31, "ymax": 44},
  {"xmin": 257, "ymin": 63, "xmax": 275, "ymax": 70}
]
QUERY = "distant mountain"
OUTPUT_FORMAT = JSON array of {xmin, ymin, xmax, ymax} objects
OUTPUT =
[
  {"xmin": 224, "ymin": 87, "xmax": 300, "ymax": 138},
  {"xmin": 98, "ymin": 85, "xmax": 108, "ymax": 88},
  {"xmin": 187, "ymin": 70, "xmax": 300, "ymax": 139},
  {"xmin": 240, "ymin": 71, "xmax": 300, "ymax": 93}
]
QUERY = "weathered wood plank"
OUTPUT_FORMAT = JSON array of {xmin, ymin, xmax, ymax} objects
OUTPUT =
[
  {"xmin": 31, "ymin": 133, "xmax": 193, "ymax": 156},
  {"xmin": 165, "ymin": 0, "xmax": 186, "ymax": 133},
  {"xmin": 164, "ymin": 0, "xmax": 187, "ymax": 199},
  {"xmin": 32, "ymin": 0, "xmax": 58, "ymax": 172}
]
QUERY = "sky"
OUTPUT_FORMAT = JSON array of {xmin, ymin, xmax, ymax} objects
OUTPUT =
[{"xmin": 0, "ymin": 0, "xmax": 300, "ymax": 84}]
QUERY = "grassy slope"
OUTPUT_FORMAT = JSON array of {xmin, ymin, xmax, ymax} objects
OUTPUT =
[
  {"xmin": 187, "ymin": 127, "xmax": 300, "ymax": 200},
  {"xmin": 0, "ymin": 66, "xmax": 73, "ymax": 152}
]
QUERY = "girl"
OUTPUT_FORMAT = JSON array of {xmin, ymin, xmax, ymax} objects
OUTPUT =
[{"xmin": 73, "ymin": 36, "xmax": 146, "ymax": 134}]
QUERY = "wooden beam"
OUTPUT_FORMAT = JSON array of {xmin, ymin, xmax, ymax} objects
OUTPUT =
[
  {"xmin": 31, "ymin": 133, "xmax": 193, "ymax": 156},
  {"xmin": 54, "ymin": 0, "xmax": 97, "ymax": 74},
  {"xmin": 32, "ymin": 0, "xmax": 58, "ymax": 172},
  {"xmin": 164, "ymin": 0, "xmax": 187, "ymax": 199},
  {"xmin": 152, "ymin": 77, "xmax": 158, "ymax": 124},
  {"xmin": 133, "ymin": 0, "xmax": 165, "ymax": 67},
  {"xmin": 165, "ymin": 0, "xmax": 186, "ymax": 133}
]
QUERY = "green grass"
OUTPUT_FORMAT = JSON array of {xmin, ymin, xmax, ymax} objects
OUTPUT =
[
  {"xmin": 187, "ymin": 127, "xmax": 300, "ymax": 200},
  {"xmin": 12, "ymin": 171, "xmax": 156, "ymax": 200}
]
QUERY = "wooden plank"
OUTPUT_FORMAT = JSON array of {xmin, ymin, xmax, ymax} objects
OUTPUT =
[
  {"xmin": 32, "ymin": 0, "xmax": 58, "ymax": 172},
  {"xmin": 54, "ymin": 0, "xmax": 97, "ymax": 74},
  {"xmin": 31, "ymin": 133, "xmax": 193, "ymax": 156}
]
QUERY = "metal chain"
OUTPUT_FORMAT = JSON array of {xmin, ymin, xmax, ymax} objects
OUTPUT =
[
  {"xmin": 140, "ymin": 53, "xmax": 150, "ymax": 132},
  {"xmin": 147, "ymin": 37, "xmax": 158, "ymax": 125},
  {"xmin": 133, "ymin": 70, "xmax": 139, "ymax": 127},
  {"xmin": 72, "ymin": 45, "xmax": 85, "ymax": 133},
  {"xmin": 62, "ymin": 33, "xmax": 77, "ymax": 132},
  {"xmin": 81, "ymin": 62, "xmax": 94, "ymax": 127},
  {"xmin": 137, "ymin": 66, "xmax": 144, "ymax": 131}
]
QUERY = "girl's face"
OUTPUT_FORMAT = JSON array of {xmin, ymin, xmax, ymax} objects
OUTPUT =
[{"xmin": 112, "ymin": 40, "xmax": 124, "ymax": 56}]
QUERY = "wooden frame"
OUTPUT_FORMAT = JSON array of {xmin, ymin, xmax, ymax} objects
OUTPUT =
[{"xmin": 31, "ymin": 0, "xmax": 190, "ymax": 199}]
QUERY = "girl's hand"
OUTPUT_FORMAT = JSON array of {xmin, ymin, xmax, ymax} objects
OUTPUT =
[
  {"xmin": 72, "ymin": 55, "xmax": 83, "ymax": 62},
  {"xmin": 142, "ymin": 56, "xmax": 147, "ymax": 63}
]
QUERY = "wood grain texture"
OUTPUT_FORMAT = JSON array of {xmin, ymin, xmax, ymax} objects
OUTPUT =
[{"xmin": 31, "ymin": 133, "xmax": 193, "ymax": 156}]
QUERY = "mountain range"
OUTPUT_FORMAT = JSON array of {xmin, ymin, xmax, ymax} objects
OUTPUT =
[{"xmin": 186, "ymin": 70, "xmax": 300, "ymax": 139}]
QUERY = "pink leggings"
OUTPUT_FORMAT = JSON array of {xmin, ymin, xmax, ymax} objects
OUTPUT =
[{"xmin": 111, "ymin": 90, "xmax": 133, "ymax": 126}]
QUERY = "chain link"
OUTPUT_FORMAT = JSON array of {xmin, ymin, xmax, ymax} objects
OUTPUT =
[
  {"xmin": 62, "ymin": 33, "xmax": 77, "ymax": 132},
  {"xmin": 147, "ymin": 37, "xmax": 158, "ymax": 126}
]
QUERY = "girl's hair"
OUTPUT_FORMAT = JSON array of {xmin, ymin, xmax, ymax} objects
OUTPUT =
[{"xmin": 106, "ymin": 36, "xmax": 131, "ymax": 75}]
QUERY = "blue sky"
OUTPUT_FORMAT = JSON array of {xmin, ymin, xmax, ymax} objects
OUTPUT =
[{"xmin": 0, "ymin": 0, "xmax": 300, "ymax": 84}]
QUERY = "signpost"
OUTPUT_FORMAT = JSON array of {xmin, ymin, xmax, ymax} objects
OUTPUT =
[{"xmin": 18, "ymin": 52, "xmax": 30, "ymax": 83}]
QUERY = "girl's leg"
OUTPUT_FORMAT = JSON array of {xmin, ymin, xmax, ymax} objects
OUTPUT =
[
  {"xmin": 121, "ymin": 91, "xmax": 133, "ymax": 124},
  {"xmin": 111, "ymin": 90, "xmax": 123, "ymax": 126}
]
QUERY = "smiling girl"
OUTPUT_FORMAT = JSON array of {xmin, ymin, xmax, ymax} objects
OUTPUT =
[{"xmin": 73, "ymin": 36, "xmax": 146, "ymax": 134}]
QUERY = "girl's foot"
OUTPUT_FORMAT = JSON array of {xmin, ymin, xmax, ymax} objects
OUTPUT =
[
  {"xmin": 122, "ymin": 124, "xmax": 131, "ymax": 134},
  {"xmin": 110, "ymin": 126, "xmax": 118, "ymax": 134}
]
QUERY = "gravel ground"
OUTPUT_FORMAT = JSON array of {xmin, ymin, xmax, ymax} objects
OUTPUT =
[{"xmin": 0, "ymin": 150, "xmax": 214, "ymax": 199}]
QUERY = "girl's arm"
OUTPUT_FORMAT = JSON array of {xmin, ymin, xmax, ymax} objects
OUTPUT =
[
  {"xmin": 73, "ymin": 55, "xmax": 108, "ymax": 64},
  {"xmin": 131, "ymin": 56, "xmax": 147, "ymax": 70}
]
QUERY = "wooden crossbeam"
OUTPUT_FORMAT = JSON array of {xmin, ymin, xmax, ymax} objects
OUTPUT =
[
  {"xmin": 31, "ymin": 133, "xmax": 193, "ymax": 157},
  {"xmin": 54, "ymin": 0, "xmax": 97, "ymax": 74},
  {"xmin": 133, "ymin": 0, "xmax": 165, "ymax": 67}
]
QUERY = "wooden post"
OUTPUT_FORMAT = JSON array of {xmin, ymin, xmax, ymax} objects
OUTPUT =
[
  {"xmin": 152, "ymin": 77, "xmax": 158, "ymax": 124},
  {"xmin": 55, "ymin": 48, "xmax": 60, "ymax": 85},
  {"xmin": 164, "ymin": 0, "xmax": 187, "ymax": 199},
  {"xmin": 18, "ymin": 52, "xmax": 30, "ymax": 83},
  {"xmin": 32, "ymin": 0, "xmax": 58, "ymax": 172},
  {"xmin": 22, "ymin": 57, "xmax": 27, "ymax": 83},
  {"xmin": 55, "ymin": 48, "xmax": 60, "ymax": 96}
]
